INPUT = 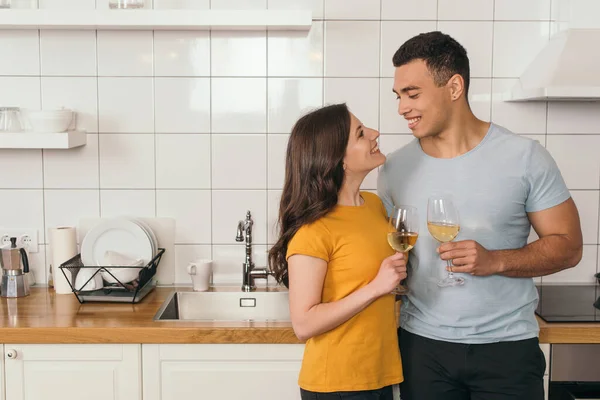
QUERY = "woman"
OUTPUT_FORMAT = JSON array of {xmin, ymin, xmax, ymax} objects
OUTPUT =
[{"xmin": 268, "ymin": 103, "xmax": 406, "ymax": 399}]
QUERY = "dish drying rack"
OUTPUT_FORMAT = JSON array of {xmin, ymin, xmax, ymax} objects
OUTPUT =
[{"xmin": 59, "ymin": 248, "xmax": 165, "ymax": 304}]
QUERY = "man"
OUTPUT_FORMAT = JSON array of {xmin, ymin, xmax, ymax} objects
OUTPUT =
[{"xmin": 378, "ymin": 31, "xmax": 583, "ymax": 400}]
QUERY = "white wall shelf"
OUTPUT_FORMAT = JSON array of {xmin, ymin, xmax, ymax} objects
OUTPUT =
[
  {"xmin": 0, "ymin": 9, "xmax": 312, "ymax": 30},
  {"xmin": 0, "ymin": 131, "xmax": 87, "ymax": 149}
]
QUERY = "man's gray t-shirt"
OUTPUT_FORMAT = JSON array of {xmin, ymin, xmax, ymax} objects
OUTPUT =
[{"xmin": 377, "ymin": 123, "xmax": 571, "ymax": 344}]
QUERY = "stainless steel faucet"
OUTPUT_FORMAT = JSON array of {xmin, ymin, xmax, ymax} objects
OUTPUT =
[{"xmin": 236, "ymin": 210, "xmax": 272, "ymax": 292}]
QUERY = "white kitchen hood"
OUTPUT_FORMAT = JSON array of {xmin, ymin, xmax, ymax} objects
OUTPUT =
[{"xmin": 507, "ymin": 28, "xmax": 600, "ymax": 102}]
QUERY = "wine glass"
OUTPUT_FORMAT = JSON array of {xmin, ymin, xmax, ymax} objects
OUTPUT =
[
  {"xmin": 387, "ymin": 205, "xmax": 419, "ymax": 295},
  {"xmin": 427, "ymin": 197, "xmax": 464, "ymax": 287}
]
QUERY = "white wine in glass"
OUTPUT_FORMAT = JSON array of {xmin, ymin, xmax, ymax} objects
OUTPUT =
[
  {"xmin": 387, "ymin": 231, "xmax": 418, "ymax": 253},
  {"xmin": 427, "ymin": 197, "xmax": 465, "ymax": 287},
  {"xmin": 427, "ymin": 222, "xmax": 460, "ymax": 243},
  {"xmin": 387, "ymin": 205, "xmax": 419, "ymax": 295}
]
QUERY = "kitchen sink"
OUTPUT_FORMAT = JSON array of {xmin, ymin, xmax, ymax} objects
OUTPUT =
[{"xmin": 153, "ymin": 289, "xmax": 291, "ymax": 322}]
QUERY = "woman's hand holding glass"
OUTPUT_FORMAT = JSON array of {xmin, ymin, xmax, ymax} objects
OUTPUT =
[{"xmin": 370, "ymin": 252, "xmax": 408, "ymax": 297}]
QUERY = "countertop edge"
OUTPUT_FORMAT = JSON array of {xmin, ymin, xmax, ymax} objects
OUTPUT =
[
  {"xmin": 0, "ymin": 326, "xmax": 304, "ymax": 344},
  {"xmin": 538, "ymin": 324, "xmax": 600, "ymax": 344},
  {"xmin": 0, "ymin": 324, "xmax": 598, "ymax": 345}
]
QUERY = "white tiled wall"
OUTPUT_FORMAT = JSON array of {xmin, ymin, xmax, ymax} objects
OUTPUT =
[{"xmin": 0, "ymin": 0, "xmax": 598, "ymax": 286}]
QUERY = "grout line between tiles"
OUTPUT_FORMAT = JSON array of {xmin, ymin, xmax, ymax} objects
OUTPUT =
[
  {"xmin": 265, "ymin": 21, "xmax": 270, "ymax": 242},
  {"xmin": 96, "ymin": 29, "xmax": 102, "ymax": 216},
  {"xmin": 0, "ymin": 186, "xmax": 332, "ymax": 191},
  {"xmin": 209, "ymin": 27, "xmax": 214, "ymax": 259},
  {"xmin": 488, "ymin": 5, "xmax": 496, "ymax": 125},
  {"xmin": 1, "ymin": 74, "xmax": 509, "ymax": 79},
  {"xmin": 376, "ymin": 0, "xmax": 383, "ymax": 180},
  {"xmin": 490, "ymin": 0, "xmax": 496, "ymax": 88},
  {"xmin": 152, "ymin": 29, "xmax": 157, "ymax": 218},
  {"xmin": 37, "ymin": 27, "xmax": 48, "ymax": 284},
  {"xmin": 87, "ymin": 130, "xmax": 581, "ymax": 135},
  {"xmin": 549, "ymin": 0, "xmax": 554, "ymax": 28},
  {"xmin": 544, "ymin": 16, "xmax": 551, "ymax": 149},
  {"xmin": 40, "ymin": 242, "xmax": 273, "ymax": 247},
  {"xmin": 308, "ymin": 18, "xmax": 554, "ymax": 22},
  {"xmin": 544, "ymin": 102, "xmax": 549, "ymax": 148},
  {"xmin": 597, "ymin": 153, "xmax": 600, "ymax": 273},
  {"xmin": 322, "ymin": 12, "xmax": 326, "ymax": 106}
]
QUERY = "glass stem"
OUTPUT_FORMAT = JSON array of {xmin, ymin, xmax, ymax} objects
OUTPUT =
[{"xmin": 446, "ymin": 259, "xmax": 453, "ymax": 278}]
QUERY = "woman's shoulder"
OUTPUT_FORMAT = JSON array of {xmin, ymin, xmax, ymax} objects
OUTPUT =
[
  {"xmin": 361, "ymin": 191, "xmax": 385, "ymax": 206},
  {"xmin": 293, "ymin": 218, "xmax": 331, "ymax": 238},
  {"xmin": 287, "ymin": 218, "xmax": 333, "ymax": 260}
]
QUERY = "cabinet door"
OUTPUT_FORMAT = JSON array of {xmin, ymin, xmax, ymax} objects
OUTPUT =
[
  {"xmin": 4, "ymin": 344, "xmax": 141, "ymax": 400},
  {"xmin": 143, "ymin": 344, "xmax": 304, "ymax": 400},
  {"xmin": 541, "ymin": 344, "xmax": 550, "ymax": 400},
  {"xmin": 0, "ymin": 345, "xmax": 4, "ymax": 400}
]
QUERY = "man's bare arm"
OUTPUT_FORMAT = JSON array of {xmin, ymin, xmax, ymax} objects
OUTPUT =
[{"xmin": 496, "ymin": 198, "xmax": 582, "ymax": 277}]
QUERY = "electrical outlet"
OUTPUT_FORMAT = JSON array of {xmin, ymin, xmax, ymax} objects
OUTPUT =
[
  {"xmin": 0, "ymin": 235, "xmax": 11, "ymax": 247},
  {"xmin": 0, "ymin": 229, "xmax": 38, "ymax": 253},
  {"xmin": 21, "ymin": 234, "xmax": 33, "ymax": 248}
]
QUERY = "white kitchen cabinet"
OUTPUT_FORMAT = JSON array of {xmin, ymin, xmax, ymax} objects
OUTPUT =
[
  {"xmin": 4, "ymin": 344, "xmax": 141, "ymax": 400},
  {"xmin": 540, "ymin": 343, "xmax": 550, "ymax": 400},
  {"xmin": 540, "ymin": 343, "xmax": 550, "ymax": 375},
  {"xmin": 142, "ymin": 344, "xmax": 305, "ymax": 400},
  {"xmin": 0, "ymin": 345, "xmax": 4, "ymax": 400}
]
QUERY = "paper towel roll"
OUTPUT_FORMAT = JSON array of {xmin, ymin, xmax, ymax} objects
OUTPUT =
[{"xmin": 49, "ymin": 227, "xmax": 78, "ymax": 294}]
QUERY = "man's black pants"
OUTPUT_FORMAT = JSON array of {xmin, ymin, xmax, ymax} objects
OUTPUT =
[{"xmin": 398, "ymin": 328, "xmax": 546, "ymax": 400}]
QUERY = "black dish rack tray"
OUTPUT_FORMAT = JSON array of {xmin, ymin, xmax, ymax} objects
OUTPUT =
[{"xmin": 59, "ymin": 248, "xmax": 165, "ymax": 304}]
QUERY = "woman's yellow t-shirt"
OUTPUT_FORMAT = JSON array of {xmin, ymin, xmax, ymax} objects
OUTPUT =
[{"xmin": 286, "ymin": 191, "xmax": 403, "ymax": 393}]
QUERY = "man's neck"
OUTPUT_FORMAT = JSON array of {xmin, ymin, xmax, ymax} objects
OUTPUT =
[{"xmin": 420, "ymin": 112, "xmax": 491, "ymax": 159}]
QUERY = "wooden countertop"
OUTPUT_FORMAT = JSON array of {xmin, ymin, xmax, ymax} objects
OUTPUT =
[
  {"xmin": 0, "ymin": 287, "xmax": 301, "ymax": 344},
  {"xmin": 537, "ymin": 317, "xmax": 600, "ymax": 344},
  {"xmin": 0, "ymin": 287, "xmax": 598, "ymax": 344}
]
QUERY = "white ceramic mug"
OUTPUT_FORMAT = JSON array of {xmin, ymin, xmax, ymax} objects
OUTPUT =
[{"xmin": 187, "ymin": 259, "xmax": 212, "ymax": 291}]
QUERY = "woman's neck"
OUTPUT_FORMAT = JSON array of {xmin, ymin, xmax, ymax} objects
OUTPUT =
[{"xmin": 338, "ymin": 174, "xmax": 364, "ymax": 206}]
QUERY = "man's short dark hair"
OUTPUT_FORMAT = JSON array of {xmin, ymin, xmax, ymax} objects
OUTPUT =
[{"xmin": 393, "ymin": 31, "xmax": 470, "ymax": 96}]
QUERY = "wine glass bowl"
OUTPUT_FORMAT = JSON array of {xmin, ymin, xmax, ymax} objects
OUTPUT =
[
  {"xmin": 427, "ymin": 197, "xmax": 465, "ymax": 287},
  {"xmin": 387, "ymin": 205, "xmax": 419, "ymax": 295}
]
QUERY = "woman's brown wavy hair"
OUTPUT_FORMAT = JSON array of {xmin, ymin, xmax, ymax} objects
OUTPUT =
[{"xmin": 268, "ymin": 103, "xmax": 351, "ymax": 287}]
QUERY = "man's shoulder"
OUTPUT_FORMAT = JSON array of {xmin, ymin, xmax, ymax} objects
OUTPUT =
[
  {"xmin": 482, "ymin": 123, "xmax": 541, "ymax": 161},
  {"xmin": 488, "ymin": 123, "xmax": 536, "ymax": 147}
]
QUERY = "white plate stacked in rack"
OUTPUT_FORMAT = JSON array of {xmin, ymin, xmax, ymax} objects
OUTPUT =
[{"xmin": 80, "ymin": 217, "xmax": 158, "ymax": 285}]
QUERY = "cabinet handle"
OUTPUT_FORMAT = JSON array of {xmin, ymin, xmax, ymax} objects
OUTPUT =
[{"xmin": 6, "ymin": 349, "xmax": 17, "ymax": 359}]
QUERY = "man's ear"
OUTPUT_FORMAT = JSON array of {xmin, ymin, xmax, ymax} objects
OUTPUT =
[{"xmin": 448, "ymin": 74, "xmax": 465, "ymax": 101}]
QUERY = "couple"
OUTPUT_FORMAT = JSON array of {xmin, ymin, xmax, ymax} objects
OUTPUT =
[{"xmin": 268, "ymin": 32, "xmax": 583, "ymax": 400}]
